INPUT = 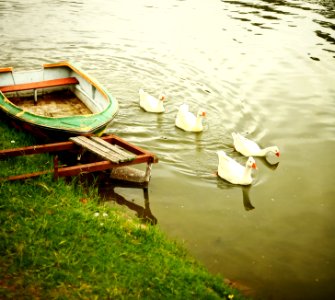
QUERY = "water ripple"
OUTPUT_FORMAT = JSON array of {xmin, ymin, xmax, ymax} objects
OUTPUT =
[{"xmin": 1, "ymin": 1, "xmax": 335, "ymax": 299}]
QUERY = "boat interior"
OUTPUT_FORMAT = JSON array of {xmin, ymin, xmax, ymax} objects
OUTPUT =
[
  {"xmin": 8, "ymin": 88, "xmax": 92, "ymax": 118},
  {"xmin": 1, "ymin": 66, "xmax": 110, "ymax": 118}
]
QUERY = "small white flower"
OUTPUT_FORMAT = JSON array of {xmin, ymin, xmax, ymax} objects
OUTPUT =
[
  {"xmin": 102, "ymin": 212, "xmax": 108, "ymax": 217},
  {"xmin": 94, "ymin": 212, "xmax": 99, "ymax": 217},
  {"xmin": 11, "ymin": 140, "xmax": 15, "ymax": 144}
]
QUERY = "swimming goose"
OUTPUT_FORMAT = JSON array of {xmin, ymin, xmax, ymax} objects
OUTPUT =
[
  {"xmin": 175, "ymin": 103, "xmax": 206, "ymax": 132},
  {"xmin": 217, "ymin": 150, "xmax": 257, "ymax": 185},
  {"xmin": 139, "ymin": 89, "xmax": 165, "ymax": 113},
  {"xmin": 232, "ymin": 132, "xmax": 280, "ymax": 157}
]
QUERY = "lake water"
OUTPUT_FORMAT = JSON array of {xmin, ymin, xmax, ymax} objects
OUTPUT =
[{"xmin": 1, "ymin": 0, "xmax": 335, "ymax": 299}]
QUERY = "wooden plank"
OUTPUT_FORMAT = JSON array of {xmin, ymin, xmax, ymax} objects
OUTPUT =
[
  {"xmin": 90, "ymin": 136, "xmax": 136, "ymax": 160},
  {"xmin": 70, "ymin": 136, "xmax": 134, "ymax": 163},
  {"xmin": 0, "ymin": 134, "xmax": 158, "ymax": 183},
  {"xmin": 70, "ymin": 136, "xmax": 121, "ymax": 163},
  {"xmin": 0, "ymin": 141, "xmax": 76, "ymax": 158},
  {"xmin": 101, "ymin": 135, "xmax": 159, "ymax": 163},
  {"xmin": 0, "ymin": 134, "xmax": 157, "ymax": 161},
  {"xmin": 0, "ymin": 170, "xmax": 51, "ymax": 182},
  {"xmin": 79, "ymin": 136, "xmax": 135, "ymax": 161},
  {"xmin": 0, "ymin": 67, "xmax": 13, "ymax": 73},
  {"xmin": 1, "ymin": 155, "xmax": 154, "ymax": 182},
  {"xmin": 0, "ymin": 77, "xmax": 79, "ymax": 93},
  {"xmin": 56, "ymin": 155, "xmax": 154, "ymax": 177}
]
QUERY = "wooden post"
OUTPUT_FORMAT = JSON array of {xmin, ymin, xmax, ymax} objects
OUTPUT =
[{"xmin": 144, "ymin": 163, "xmax": 152, "ymax": 183}]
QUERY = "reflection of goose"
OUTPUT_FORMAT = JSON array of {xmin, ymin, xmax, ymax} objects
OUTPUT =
[
  {"xmin": 139, "ymin": 89, "xmax": 165, "ymax": 113},
  {"xmin": 216, "ymin": 178, "xmax": 255, "ymax": 211},
  {"xmin": 242, "ymin": 186, "xmax": 254, "ymax": 211},
  {"xmin": 217, "ymin": 150, "xmax": 256, "ymax": 185},
  {"xmin": 259, "ymin": 156, "xmax": 280, "ymax": 169},
  {"xmin": 232, "ymin": 132, "xmax": 280, "ymax": 157},
  {"xmin": 175, "ymin": 103, "xmax": 206, "ymax": 132}
]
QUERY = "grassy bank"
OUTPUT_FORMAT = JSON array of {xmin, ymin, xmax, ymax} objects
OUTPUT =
[{"xmin": 0, "ymin": 121, "xmax": 248, "ymax": 299}]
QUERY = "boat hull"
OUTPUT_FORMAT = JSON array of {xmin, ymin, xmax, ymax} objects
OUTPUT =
[
  {"xmin": 0, "ymin": 109, "xmax": 110, "ymax": 141},
  {"xmin": 0, "ymin": 61, "xmax": 118, "ymax": 141}
]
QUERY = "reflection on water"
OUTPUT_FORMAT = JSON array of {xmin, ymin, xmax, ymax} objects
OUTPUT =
[
  {"xmin": 223, "ymin": 0, "xmax": 335, "ymax": 59},
  {"xmin": 241, "ymin": 186, "xmax": 255, "ymax": 211},
  {"xmin": 1, "ymin": 0, "xmax": 335, "ymax": 299},
  {"xmin": 99, "ymin": 182, "xmax": 158, "ymax": 225},
  {"xmin": 74, "ymin": 172, "xmax": 158, "ymax": 224},
  {"xmin": 217, "ymin": 177, "xmax": 255, "ymax": 211},
  {"xmin": 215, "ymin": 151, "xmax": 280, "ymax": 211}
]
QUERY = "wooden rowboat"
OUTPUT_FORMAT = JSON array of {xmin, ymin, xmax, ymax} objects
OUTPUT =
[{"xmin": 0, "ymin": 61, "xmax": 118, "ymax": 141}]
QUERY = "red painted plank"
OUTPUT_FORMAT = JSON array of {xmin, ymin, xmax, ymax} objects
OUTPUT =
[
  {"xmin": 0, "ymin": 77, "xmax": 79, "ymax": 93},
  {"xmin": 2, "ymin": 170, "xmax": 52, "ymax": 181},
  {"xmin": 0, "ymin": 135, "xmax": 157, "ymax": 161},
  {"xmin": 57, "ymin": 155, "xmax": 155, "ymax": 177},
  {"xmin": 0, "ymin": 67, "xmax": 13, "ymax": 73},
  {"xmin": 0, "ymin": 141, "xmax": 76, "ymax": 158}
]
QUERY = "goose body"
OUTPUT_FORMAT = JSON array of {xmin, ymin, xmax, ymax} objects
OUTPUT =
[
  {"xmin": 175, "ymin": 103, "xmax": 206, "ymax": 132},
  {"xmin": 217, "ymin": 150, "xmax": 257, "ymax": 185},
  {"xmin": 232, "ymin": 132, "xmax": 280, "ymax": 157},
  {"xmin": 139, "ymin": 89, "xmax": 165, "ymax": 113}
]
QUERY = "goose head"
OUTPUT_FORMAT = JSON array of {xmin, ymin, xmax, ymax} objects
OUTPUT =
[
  {"xmin": 197, "ymin": 109, "xmax": 206, "ymax": 118},
  {"xmin": 246, "ymin": 157, "xmax": 257, "ymax": 169},
  {"xmin": 266, "ymin": 146, "xmax": 280, "ymax": 157}
]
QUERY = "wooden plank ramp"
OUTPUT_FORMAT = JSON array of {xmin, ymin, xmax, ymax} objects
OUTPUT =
[
  {"xmin": 69, "ymin": 136, "xmax": 136, "ymax": 163},
  {"xmin": 0, "ymin": 134, "xmax": 158, "ymax": 186}
]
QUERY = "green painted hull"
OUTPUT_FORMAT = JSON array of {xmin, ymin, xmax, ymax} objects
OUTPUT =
[
  {"xmin": 0, "ymin": 61, "xmax": 119, "ymax": 141},
  {"xmin": 0, "ymin": 109, "xmax": 110, "ymax": 141}
]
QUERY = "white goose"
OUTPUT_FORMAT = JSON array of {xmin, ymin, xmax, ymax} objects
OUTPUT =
[
  {"xmin": 232, "ymin": 132, "xmax": 280, "ymax": 157},
  {"xmin": 217, "ymin": 150, "xmax": 257, "ymax": 185},
  {"xmin": 139, "ymin": 89, "xmax": 165, "ymax": 113},
  {"xmin": 175, "ymin": 103, "xmax": 206, "ymax": 132}
]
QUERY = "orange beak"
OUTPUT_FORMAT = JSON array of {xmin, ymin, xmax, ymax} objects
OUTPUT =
[
  {"xmin": 252, "ymin": 163, "xmax": 257, "ymax": 169},
  {"xmin": 276, "ymin": 152, "xmax": 280, "ymax": 157},
  {"xmin": 202, "ymin": 111, "xmax": 206, "ymax": 117}
]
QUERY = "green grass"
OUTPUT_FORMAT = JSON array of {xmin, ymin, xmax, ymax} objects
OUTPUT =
[{"xmin": 0, "ymin": 121, "xmax": 249, "ymax": 299}]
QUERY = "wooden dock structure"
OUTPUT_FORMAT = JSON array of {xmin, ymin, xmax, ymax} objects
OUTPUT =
[{"xmin": 0, "ymin": 134, "xmax": 158, "ymax": 186}]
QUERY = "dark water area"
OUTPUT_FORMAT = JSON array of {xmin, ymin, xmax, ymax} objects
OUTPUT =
[{"xmin": 1, "ymin": 0, "xmax": 335, "ymax": 299}]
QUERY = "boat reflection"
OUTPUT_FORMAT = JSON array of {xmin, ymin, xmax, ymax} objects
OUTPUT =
[{"xmin": 99, "ymin": 182, "xmax": 158, "ymax": 225}]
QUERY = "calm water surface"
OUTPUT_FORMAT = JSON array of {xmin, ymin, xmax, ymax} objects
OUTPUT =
[{"xmin": 1, "ymin": 0, "xmax": 335, "ymax": 299}]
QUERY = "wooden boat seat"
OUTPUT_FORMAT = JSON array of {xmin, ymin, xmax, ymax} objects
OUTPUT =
[{"xmin": 0, "ymin": 77, "xmax": 79, "ymax": 93}]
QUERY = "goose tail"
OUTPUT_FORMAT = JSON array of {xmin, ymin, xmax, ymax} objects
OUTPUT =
[
  {"xmin": 179, "ymin": 103, "xmax": 189, "ymax": 112},
  {"xmin": 217, "ymin": 150, "xmax": 228, "ymax": 158}
]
